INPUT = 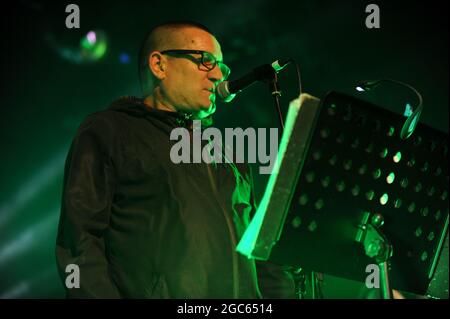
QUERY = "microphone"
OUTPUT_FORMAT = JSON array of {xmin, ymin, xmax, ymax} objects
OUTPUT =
[{"xmin": 216, "ymin": 59, "xmax": 291, "ymax": 102}]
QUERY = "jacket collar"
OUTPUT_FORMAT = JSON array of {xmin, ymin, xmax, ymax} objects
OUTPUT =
[{"xmin": 109, "ymin": 96, "xmax": 213, "ymax": 129}]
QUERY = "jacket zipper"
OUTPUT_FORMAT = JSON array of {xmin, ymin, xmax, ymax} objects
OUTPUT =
[
  {"xmin": 206, "ymin": 163, "xmax": 240, "ymax": 299},
  {"xmin": 189, "ymin": 126, "xmax": 240, "ymax": 298}
]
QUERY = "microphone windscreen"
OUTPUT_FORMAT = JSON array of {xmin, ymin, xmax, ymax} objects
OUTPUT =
[{"xmin": 216, "ymin": 81, "xmax": 236, "ymax": 103}]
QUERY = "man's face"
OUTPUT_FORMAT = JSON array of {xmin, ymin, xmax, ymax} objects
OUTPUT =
[{"xmin": 160, "ymin": 27, "xmax": 226, "ymax": 119}]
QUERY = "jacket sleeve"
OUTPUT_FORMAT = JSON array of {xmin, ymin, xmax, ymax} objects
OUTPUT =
[
  {"xmin": 56, "ymin": 114, "xmax": 121, "ymax": 298},
  {"xmin": 246, "ymin": 164, "xmax": 297, "ymax": 299}
]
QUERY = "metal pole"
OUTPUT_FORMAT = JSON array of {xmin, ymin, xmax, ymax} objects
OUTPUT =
[
  {"xmin": 379, "ymin": 261, "xmax": 392, "ymax": 299},
  {"xmin": 269, "ymin": 78, "xmax": 285, "ymax": 131},
  {"xmin": 310, "ymin": 271, "xmax": 316, "ymax": 299}
]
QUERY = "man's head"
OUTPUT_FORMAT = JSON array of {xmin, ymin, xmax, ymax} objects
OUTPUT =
[{"xmin": 139, "ymin": 21, "xmax": 229, "ymax": 119}]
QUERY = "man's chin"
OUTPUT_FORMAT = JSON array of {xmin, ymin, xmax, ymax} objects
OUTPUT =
[{"xmin": 192, "ymin": 103, "xmax": 216, "ymax": 119}]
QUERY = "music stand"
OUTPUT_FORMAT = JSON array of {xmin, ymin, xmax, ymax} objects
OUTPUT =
[{"xmin": 237, "ymin": 92, "xmax": 449, "ymax": 297}]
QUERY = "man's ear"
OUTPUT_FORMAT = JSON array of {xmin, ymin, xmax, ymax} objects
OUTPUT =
[{"xmin": 148, "ymin": 52, "xmax": 166, "ymax": 80}]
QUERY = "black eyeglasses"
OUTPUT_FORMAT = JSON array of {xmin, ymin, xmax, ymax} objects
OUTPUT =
[{"xmin": 160, "ymin": 49, "xmax": 231, "ymax": 80}]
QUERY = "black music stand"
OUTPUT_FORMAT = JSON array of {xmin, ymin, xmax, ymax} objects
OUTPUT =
[{"xmin": 237, "ymin": 92, "xmax": 449, "ymax": 298}]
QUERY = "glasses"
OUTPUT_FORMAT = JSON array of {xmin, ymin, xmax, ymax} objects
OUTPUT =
[{"xmin": 160, "ymin": 49, "xmax": 231, "ymax": 80}]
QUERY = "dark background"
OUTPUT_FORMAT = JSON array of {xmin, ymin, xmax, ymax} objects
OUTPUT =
[{"xmin": 0, "ymin": 0, "xmax": 447, "ymax": 298}]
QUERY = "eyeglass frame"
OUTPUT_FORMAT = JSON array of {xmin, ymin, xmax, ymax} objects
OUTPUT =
[{"xmin": 159, "ymin": 49, "xmax": 231, "ymax": 80}]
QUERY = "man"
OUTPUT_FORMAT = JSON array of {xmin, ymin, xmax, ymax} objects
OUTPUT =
[{"xmin": 56, "ymin": 20, "xmax": 295, "ymax": 298}]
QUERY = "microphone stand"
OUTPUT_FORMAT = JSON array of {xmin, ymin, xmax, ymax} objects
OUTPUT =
[{"xmin": 268, "ymin": 72, "xmax": 285, "ymax": 131}]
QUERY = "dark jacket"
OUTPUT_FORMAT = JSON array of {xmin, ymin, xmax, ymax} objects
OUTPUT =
[{"xmin": 56, "ymin": 96, "xmax": 295, "ymax": 298}]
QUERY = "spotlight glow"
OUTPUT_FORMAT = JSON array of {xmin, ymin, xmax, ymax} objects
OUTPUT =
[
  {"xmin": 79, "ymin": 30, "xmax": 108, "ymax": 62},
  {"xmin": 393, "ymin": 151, "xmax": 402, "ymax": 163},
  {"xmin": 380, "ymin": 193, "xmax": 389, "ymax": 205},
  {"xmin": 386, "ymin": 172, "xmax": 395, "ymax": 184},
  {"xmin": 86, "ymin": 31, "xmax": 97, "ymax": 44}
]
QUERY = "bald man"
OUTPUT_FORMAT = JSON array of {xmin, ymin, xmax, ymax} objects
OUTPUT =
[{"xmin": 56, "ymin": 21, "xmax": 295, "ymax": 299}]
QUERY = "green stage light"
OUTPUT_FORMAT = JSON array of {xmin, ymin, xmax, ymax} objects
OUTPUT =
[{"xmin": 79, "ymin": 30, "xmax": 108, "ymax": 62}]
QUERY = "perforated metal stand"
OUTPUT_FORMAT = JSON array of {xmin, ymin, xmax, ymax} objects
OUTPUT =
[{"xmin": 238, "ymin": 91, "xmax": 449, "ymax": 296}]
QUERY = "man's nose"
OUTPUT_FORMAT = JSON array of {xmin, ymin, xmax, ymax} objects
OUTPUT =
[{"xmin": 207, "ymin": 65, "xmax": 224, "ymax": 82}]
